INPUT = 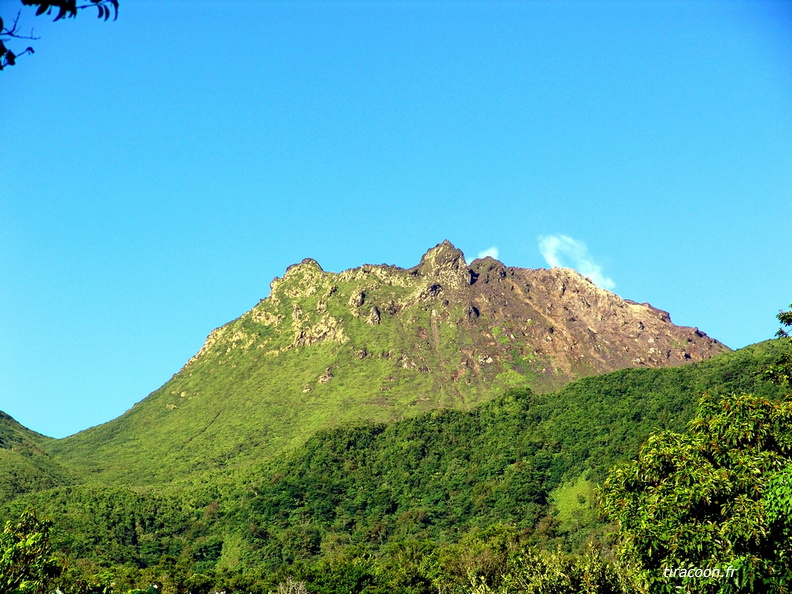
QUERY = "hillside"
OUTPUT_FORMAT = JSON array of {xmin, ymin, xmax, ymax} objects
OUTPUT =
[
  {"xmin": 216, "ymin": 339, "xmax": 789, "ymax": 565},
  {"xmin": 4, "ymin": 339, "xmax": 786, "ymax": 593},
  {"xmin": 0, "ymin": 412, "xmax": 75, "ymax": 500},
  {"xmin": 42, "ymin": 241, "xmax": 728, "ymax": 485}
]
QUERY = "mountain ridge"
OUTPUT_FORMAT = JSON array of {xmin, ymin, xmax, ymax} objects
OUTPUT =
[{"xmin": 184, "ymin": 240, "xmax": 726, "ymax": 378}]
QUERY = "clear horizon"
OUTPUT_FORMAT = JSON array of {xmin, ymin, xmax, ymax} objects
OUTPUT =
[{"xmin": 2, "ymin": 1, "xmax": 791, "ymax": 438}]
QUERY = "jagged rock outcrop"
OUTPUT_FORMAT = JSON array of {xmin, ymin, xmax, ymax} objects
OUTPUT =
[{"xmin": 411, "ymin": 239, "xmax": 474, "ymax": 290}]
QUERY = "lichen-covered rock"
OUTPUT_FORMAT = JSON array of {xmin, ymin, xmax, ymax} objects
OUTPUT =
[
  {"xmin": 294, "ymin": 315, "xmax": 348, "ymax": 346},
  {"xmin": 184, "ymin": 240, "xmax": 729, "ymax": 386},
  {"xmin": 349, "ymin": 291, "xmax": 365, "ymax": 307},
  {"xmin": 367, "ymin": 305, "xmax": 381, "ymax": 325},
  {"xmin": 411, "ymin": 239, "xmax": 473, "ymax": 290}
]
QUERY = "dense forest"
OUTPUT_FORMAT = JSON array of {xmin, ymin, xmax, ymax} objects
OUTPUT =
[{"xmin": 3, "ymin": 329, "xmax": 791, "ymax": 593}]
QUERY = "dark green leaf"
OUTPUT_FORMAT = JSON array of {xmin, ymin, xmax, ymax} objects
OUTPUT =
[
  {"xmin": 6, "ymin": 50, "xmax": 15, "ymax": 66},
  {"xmin": 35, "ymin": 3, "xmax": 49, "ymax": 16}
]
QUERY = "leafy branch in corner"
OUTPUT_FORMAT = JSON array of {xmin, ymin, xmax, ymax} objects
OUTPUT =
[
  {"xmin": 0, "ymin": 0, "xmax": 118, "ymax": 71},
  {"xmin": 21, "ymin": 0, "xmax": 119, "ymax": 22},
  {"xmin": 764, "ymin": 301, "xmax": 792, "ymax": 387}
]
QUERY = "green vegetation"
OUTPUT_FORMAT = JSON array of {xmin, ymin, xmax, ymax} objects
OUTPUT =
[
  {"xmin": 468, "ymin": 547, "xmax": 633, "ymax": 594},
  {"xmin": 0, "ymin": 413, "xmax": 75, "ymax": 501},
  {"xmin": 601, "ymin": 392, "xmax": 792, "ymax": 593},
  {"xmin": 1, "ymin": 338, "xmax": 789, "ymax": 593},
  {"xmin": 597, "ymin": 301, "xmax": 792, "ymax": 593},
  {"xmin": 37, "ymin": 245, "xmax": 729, "ymax": 488},
  {"xmin": 549, "ymin": 473, "xmax": 597, "ymax": 535},
  {"xmin": 0, "ymin": 509, "xmax": 62, "ymax": 594},
  {"xmin": 42, "ymin": 260, "xmax": 555, "ymax": 485},
  {"xmin": 765, "ymin": 300, "xmax": 792, "ymax": 387}
]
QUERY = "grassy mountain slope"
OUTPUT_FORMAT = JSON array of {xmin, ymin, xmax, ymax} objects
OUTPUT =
[
  {"xmin": 5, "ymin": 339, "xmax": 785, "ymax": 586},
  {"xmin": 43, "ymin": 242, "xmax": 728, "ymax": 485}
]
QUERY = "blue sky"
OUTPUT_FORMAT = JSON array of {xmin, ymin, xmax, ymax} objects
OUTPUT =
[{"xmin": 2, "ymin": 1, "xmax": 791, "ymax": 438}]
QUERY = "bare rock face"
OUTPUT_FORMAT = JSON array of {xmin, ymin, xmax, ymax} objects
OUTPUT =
[
  {"xmin": 464, "ymin": 258, "xmax": 726, "ymax": 383},
  {"xmin": 367, "ymin": 305, "xmax": 381, "ymax": 326}
]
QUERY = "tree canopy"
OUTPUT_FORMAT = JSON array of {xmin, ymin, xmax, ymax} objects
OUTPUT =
[
  {"xmin": 0, "ymin": 508, "xmax": 62, "ymax": 594},
  {"xmin": 600, "ymin": 391, "xmax": 792, "ymax": 593},
  {"xmin": 765, "ymin": 301, "xmax": 792, "ymax": 387}
]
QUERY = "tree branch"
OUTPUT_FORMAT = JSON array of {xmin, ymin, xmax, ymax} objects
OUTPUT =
[{"xmin": 0, "ymin": 11, "xmax": 41, "ymax": 41}]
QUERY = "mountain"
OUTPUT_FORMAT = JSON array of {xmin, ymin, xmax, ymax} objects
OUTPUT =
[{"xmin": 44, "ymin": 241, "xmax": 728, "ymax": 485}]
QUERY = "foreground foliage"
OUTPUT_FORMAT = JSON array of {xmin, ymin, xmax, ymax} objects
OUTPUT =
[
  {"xmin": 468, "ymin": 547, "xmax": 634, "ymax": 594},
  {"xmin": 1, "ymin": 1, "xmax": 119, "ymax": 71},
  {"xmin": 601, "ymin": 392, "xmax": 792, "ymax": 593},
  {"xmin": 0, "ymin": 509, "xmax": 62, "ymax": 594}
]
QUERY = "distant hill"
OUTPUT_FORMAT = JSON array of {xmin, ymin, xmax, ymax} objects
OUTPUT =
[
  {"xmin": 0, "ymin": 411, "xmax": 75, "ymax": 500},
  {"xmin": 41, "ymin": 240, "xmax": 729, "ymax": 485}
]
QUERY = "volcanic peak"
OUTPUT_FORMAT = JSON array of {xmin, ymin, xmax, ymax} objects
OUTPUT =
[
  {"xmin": 209, "ymin": 240, "xmax": 728, "ymax": 382},
  {"xmin": 42, "ymin": 240, "xmax": 731, "ymax": 484}
]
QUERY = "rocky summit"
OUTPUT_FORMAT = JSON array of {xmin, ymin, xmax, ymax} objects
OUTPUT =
[
  {"xmin": 45, "ymin": 241, "xmax": 729, "ymax": 484},
  {"xmin": 191, "ymin": 239, "xmax": 725, "ymax": 382}
]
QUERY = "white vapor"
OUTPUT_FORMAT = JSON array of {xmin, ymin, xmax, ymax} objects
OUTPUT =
[
  {"xmin": 537, "ymin": 234, "xmax": 616, "ymax": 290},
  {"xmin": 477, "ymin": 246, "xmax": 499, "ymax": 260}
]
